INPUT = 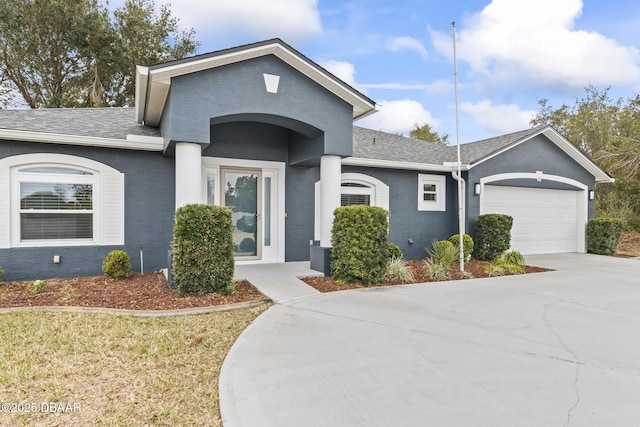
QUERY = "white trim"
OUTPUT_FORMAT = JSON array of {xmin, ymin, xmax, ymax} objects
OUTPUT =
[
  {"xmin": 0, "ymin": 153, "xmax": 124, "ymax": 248},
  {"xmin": 470, "ymin": 127, "xmax": 613, "ymax": 183},
  {"xmin": 263, "ymin": 73, "xmax": 280, "ymax": 93},
  {"xmin": 479, "ymin": 172, "xmax": 588, "ymax": 253},
  {"xmin": 0, "ymin": 128, "xmax": 163, "ymax": 151},
  {"xmin": 137, "ymin": 41, "xmax": 376, "ymax": 126},
  {"xmin": 175, "ymin": 142, "xmax": 202, "ymax": 209},
  {"xmin": 418, "ymin": 174, "xmax": 446, "ymax": 211},
  {"xmin": 342, "ymin": 157, "xmax": 470, "ymax": 172},
  {"xmin": 201, "ymin": 157, "xmax": 285, "ymax": 263},
  {"xmin": 320, "ymin": 155, "xmax": 341, "ymax": 247}
]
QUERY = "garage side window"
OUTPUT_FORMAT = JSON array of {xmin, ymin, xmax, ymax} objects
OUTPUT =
[
  {"xmin": 18, "ymin": 167, "xmax": 94, "ymax": 241},
  {"xmin": 418, "ymin": 174, "xmax": 446, "ymax": 211}
]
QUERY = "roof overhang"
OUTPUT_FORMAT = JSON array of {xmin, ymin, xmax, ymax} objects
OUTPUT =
[
  {"xmin": 0, "ymin": 128, "xmax": 164, "ymax": 152},
  {"xmin": 468, "ymin": 127, "xmax": 614, "ymax": 183},
  {"xmin": 342, "ymin": 157, "xmax": 471, "ymax": 172},
  {"xmin": 135, "ymin": 39, "xmax": 377, "ymax": 127}
]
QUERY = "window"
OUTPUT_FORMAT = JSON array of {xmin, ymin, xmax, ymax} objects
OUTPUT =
[
  {"xmin": 0, "ymin": 153, "xmax": 124, "ymax": 248},
  {"xmin": 418, "ymin": 174, "xmax": 446, "ymax": 211},
  {"xmin": 341, "ymin": 182, "xmax": 373, "ymax": 206}
]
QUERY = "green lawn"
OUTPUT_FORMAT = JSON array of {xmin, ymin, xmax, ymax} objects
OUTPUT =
[{"xmin": 0, "ymin": 305, "xmax": 268, "ymax": 426}]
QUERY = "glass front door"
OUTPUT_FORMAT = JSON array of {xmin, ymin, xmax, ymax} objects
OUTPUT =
[{"xmin": 221, "ymin": 168, "xmax": 262, "ymax": 259}]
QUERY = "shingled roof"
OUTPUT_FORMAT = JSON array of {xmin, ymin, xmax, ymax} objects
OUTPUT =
[{"xmin": 0, "ymin": 107, "xmax": 159, "ymax": 139}]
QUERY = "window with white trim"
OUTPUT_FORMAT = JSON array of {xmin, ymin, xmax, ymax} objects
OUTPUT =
[
  {"xmin": 0, "ymin": 153, "xmax": 125, "ymax": 248},
  {"xmin": 341, "ymin": 182, "xmax": 373, "ymax": 206},
  {"xmin": 17, "ymin": 167, "xmax": 95, "ymax": 241},
  {"xmin": 418, "ymin": 174, "xmax": 446, "ymax": 211}
]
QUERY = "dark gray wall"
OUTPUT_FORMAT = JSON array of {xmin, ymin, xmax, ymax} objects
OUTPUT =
[
  {"xmin": 465, "ymin": 135, "xmax": 598, "ymax": 238},
  {"xmin": 166, "ymin": 55, "xmax": 354, "ymax": 161},
  {"xmin": 343, "ymin": 166, "xmax": 458, "ymax": 260},
  {"xmin": 0, "ymin": 141, "xmax": 175, "ymax": 281},
  {"xmin": 203, "ymin": 121, "xmax": 319, "ymax": 262}
]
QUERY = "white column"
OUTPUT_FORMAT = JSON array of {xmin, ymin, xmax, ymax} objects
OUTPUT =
[
  {"xmin": 175, "ymin": 142, "xmax": 202, "ymax": 209},
  {"xmin": 320, "ymin": 155, "xmax": 341, "ymax": 247}
]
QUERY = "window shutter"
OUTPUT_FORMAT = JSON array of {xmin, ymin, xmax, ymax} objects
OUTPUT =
[
  {"xmin": 101, "ymin": 172, "xmax": 125, "ymax": 245},
  {"xmin": 0, "ymin": 166, "xmax": 9, "ymax": 248}
]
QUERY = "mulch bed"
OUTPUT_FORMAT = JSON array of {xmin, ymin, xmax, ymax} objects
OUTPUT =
[
  {"xmin": 0, "ymin": 272, "xmax": 266, "ymax": 311},
  {"xmin": 302, "ymin": 259, "xmax": 550, "ymax": 293}
]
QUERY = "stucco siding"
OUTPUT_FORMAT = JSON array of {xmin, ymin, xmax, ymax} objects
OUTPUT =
[{"xmin": 0, "ymin": 141, "xmax": 174, "ymax": 281}]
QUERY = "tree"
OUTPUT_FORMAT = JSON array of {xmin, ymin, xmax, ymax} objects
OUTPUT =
[
  {"xmin": 409, "ymin": 122, "xmax": 449, "ymax": 145},
  {"xmin": 531, "ymin": 86, "xmax": 640, "ymax": 229},
  {"xmin": 0, "ymin": 0, "xmax": 198, "ymax": 108}
]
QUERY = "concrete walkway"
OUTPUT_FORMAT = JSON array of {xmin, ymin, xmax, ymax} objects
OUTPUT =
[
  {"xmin": 234, "ymin": 261, "xmax": 321, "ymax": 303},
  {"xmin": 220, "ymin": 254, "xmax": 640, "ymax": 427}
]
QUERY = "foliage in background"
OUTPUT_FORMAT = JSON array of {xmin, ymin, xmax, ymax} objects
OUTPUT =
[
  {"xmin": 586, "ymin": 218, "xmax": 623, "ymax": 255},
  {"xmin": 331, "ymin": 206, "xmax": 390, "ymax": 285},
  {"xmin": 102, "ymin": 250, "xmax": 132, "ymax": 279},
  {"xmin": 387, "ymin": 243, "xmax": 403, "ymax": 260},
  {"xmin": 475, "ymin": 214, "xmax": 513, "ymax": 260},
  {"xmin": 449, "ymin": 233, "xmax": 474, "ymax": 260},
  {"xmin": 173, "ymin": 204, "xmax": 234, "ymax": 296},
  {"xmin": 409, "ymin": 122, "xmax": 450, "ymax": 145},
  {"xmin": 531, "ymin": 87, "xmax": 640, "ymax": 229},
  {"xmin": 0, "ymin": 0, "xmax": 199, "ymax": 108}
]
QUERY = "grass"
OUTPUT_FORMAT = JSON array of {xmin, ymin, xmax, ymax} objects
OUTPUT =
[{"xmin": 0, "ymin": 304, "xmax": 269, "ymax": 426}]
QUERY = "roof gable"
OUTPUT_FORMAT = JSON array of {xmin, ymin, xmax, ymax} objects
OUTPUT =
[{"xmin": 136, "ymin": 38, "xmax": 376, "ymax": 127}]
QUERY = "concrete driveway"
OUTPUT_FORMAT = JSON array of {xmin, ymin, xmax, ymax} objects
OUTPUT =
[{"xmin": 220, "ymin": 254, "xmax": 640, "ymax": 426}]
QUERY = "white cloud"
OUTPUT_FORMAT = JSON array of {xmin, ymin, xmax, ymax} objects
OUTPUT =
[
  {"xmin": 362, "ymin": 79, "xmax": 452, "ymax": 94},
  {"xmin": 459, "ymin": 100, "xmax": 537, "ymax": 133},
  {"xmin": 318, "ymin": 60, "xmax": 365, "ymax": 93},
  {"xmin": 432, "ymin": 0, "xmax": 640, "ymax": 88},
  {"xmin": 357, "ymin": 99, "xmax": 439, "ymax": 135},
  {"xmin": 168, "ymin": 0, "xmax": 322, "ymax": 42},
  {"xmin": 387, "ymin": 36, "xmax": 428, "ymax": 59}
]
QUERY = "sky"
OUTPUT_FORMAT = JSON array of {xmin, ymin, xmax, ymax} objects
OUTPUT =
[{"xmin": 113, "ymin": 0, "xmax": 640, "ymax": 143}]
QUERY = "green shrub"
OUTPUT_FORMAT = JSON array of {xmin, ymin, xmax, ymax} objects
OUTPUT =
[
  {"xmin": 484, "ymin": 263, "xmax": 506, "ymax": 277},
  {"xmin": 499, "ymin": 250, "xmax": 526, "ymax": 267},
  {"xmin": 427, "ymin": 240, "xmax": 459, "ymax": 268},
  {"xmin": 423, "ymin": 259, "xmax": 450, "ymax": 280},
  {"xmin": 586, "ymin": 218, "xmax": 623, "ymax": 255},
  {"xmin": 387, "ymin": 243, "xmax": 403, "ymax": 260},
  {"xmin": 28, "ymin": 279, "xmax": 46, "ymax": 293},
  {"xmin": 475, "ymin": 214, "xmax": 513, "ymax": 260},
  {"xmin": 0, "ymin": 266, "xmax": 3, "ymax": 283},
  {"xmin": 239, "ymin": 237, "xmax": 256, "ymax": 253},
  {"xmin": 384, "ymin": 256, "xmax": 415, "ymax": 283},
  {"xmin": 102, "ymin": 250, "xmax": 132, "ymax": 279},
  {"xmin": 449, "ymin": 234, "xmax": 474, "ymax": 260},
  {"xmin": 173, "ymin": 204, "xmax": 234, "ymax": 296},
  {"xmin": 331, "ymin": 206, "xmax": 390, "ymax": 285}
]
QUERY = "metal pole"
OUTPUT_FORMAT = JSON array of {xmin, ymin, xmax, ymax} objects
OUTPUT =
[{"xmin": 452, "ymin": 22, "xmax": 464, "ymax": 272}]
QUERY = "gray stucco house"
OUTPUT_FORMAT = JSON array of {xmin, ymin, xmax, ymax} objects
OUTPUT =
[{"xmin": 0, "ymin": 39, "xmax": 612, "ymax": 281}]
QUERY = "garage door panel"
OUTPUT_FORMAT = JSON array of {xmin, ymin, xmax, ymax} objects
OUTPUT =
[{"xmin": 481, "ymin": 186, "xmax": 579, "ymax": 254}]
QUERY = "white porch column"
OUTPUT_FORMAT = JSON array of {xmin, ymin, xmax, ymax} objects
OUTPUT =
[
  {"xmin": 320, "ymin": 155, "xmax": 341, "ymax": 247},
  {"xmin": 175, "ymin": 142, "xmax": 202, "ymax": 209}
]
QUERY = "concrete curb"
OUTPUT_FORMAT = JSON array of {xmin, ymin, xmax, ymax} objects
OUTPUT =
[{"xmin": 0, "ymin": 298, "xmax": 272, "ymax": 317}]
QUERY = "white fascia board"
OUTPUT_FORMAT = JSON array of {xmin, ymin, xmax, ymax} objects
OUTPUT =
[
  {"xmin": 135, "ymin": 66, "xmax": 149, "ymax": 124},
  {"xmin": 140, "ymin": 41, "xmax": 376, "ymax": 125},
  {"xmin": 342, "ymin": 157, "xmax": 470, "ymax": 172},
  {"xmin": 0, "ymin": 129, "xmax": 164, "ymax": 151}
]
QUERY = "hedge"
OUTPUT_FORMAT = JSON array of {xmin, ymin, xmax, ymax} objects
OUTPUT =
[
  {"xmin": 172, "ymin": 204, "xmax": 235, "ymax": 296},
  {"xmin": 475, "ymin": 213, "xmax": 513, "ymax": 260},
  {"xmin": 331, "ymin": 206, "xmax": 389, "ymax": 285},
  {"xmin": 586, "ymin": 218, "xmax": 622, "ymax": 255}
]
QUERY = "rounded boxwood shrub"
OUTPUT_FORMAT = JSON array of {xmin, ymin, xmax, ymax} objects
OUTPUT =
[
  {"xmin": 173, "ymin": 204, "xmax": 234, "ymax": 296},
  {"xmin": 331, "ymin": 206, "xmax": 390, "ymax": 285},
  {"xmin": 586, "ymin": 218, "xmax": 622, "ymax": 255},
  {"xmin": 102, "ymin": 250, "xmax": 132, "ymax": 279},
  {"xmin": 449, "ymin": 234, "xmax": 474, "ymax": 260},
  {"xmin": 475, "ymin": 213, "xmax": 513, "ymax": 261}
]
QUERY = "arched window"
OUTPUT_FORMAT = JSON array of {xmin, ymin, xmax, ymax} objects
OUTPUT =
[
  {"xmin": 340, "ymin": 173, "xmax": 389, "ymax": 210},
  {"xmin": 0, "ymin": 154, "xmax": 124, "ymax": 247}
]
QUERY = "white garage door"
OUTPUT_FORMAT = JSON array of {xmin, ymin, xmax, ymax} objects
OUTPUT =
[{"xmin": 481, "ymin": 185, "xmax": 580, "ymax": 254}]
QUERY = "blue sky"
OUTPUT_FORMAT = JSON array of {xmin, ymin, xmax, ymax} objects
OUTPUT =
[{"xmin": 118, "ymin": 0, "xmax": 640, "ymax": 142}]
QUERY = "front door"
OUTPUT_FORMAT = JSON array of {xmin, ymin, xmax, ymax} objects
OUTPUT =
[{"xmin": 221, "ymin": 168, "xmax": 262, "ymax": 260}]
